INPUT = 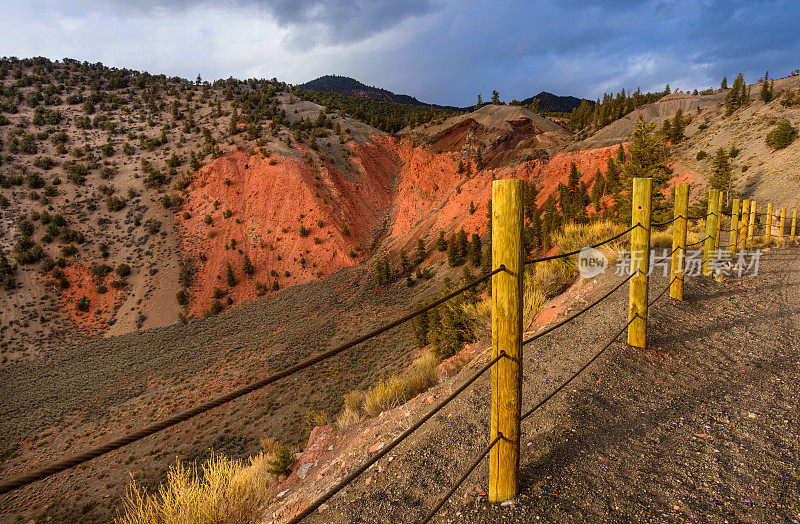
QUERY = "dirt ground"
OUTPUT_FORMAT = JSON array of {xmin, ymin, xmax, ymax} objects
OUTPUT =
[{"xmin": 304, "ymin": 245, "xmax": 800, "ymax": 523}]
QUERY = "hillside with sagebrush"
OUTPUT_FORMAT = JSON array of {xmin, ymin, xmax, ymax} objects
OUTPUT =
[{"xmin": 1, "ymin": 56, "xmax": 799, "ymax": 523}]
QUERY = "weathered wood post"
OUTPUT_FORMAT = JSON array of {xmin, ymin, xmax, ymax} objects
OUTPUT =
[
  {"xmin": 714, "ymin": 190, "xmax": 724, "ymax": 251},
  {"xmin": 490, "ymin": 179, "xmax": 523, "ymax": 503},
  {"xmin": 766, "ymin": 202, "xmax": 774, "ymax": 244},
  {"xmin": 703, "ymin": 189, "xmax": 720, "ymax": 276},
  {"xmin": 747, "ymin": 201, "xmax": 757, "ymax": 246},
  {"xmin": 738, "ymin": 199, "xmax": 750, "ymax": 251},
  {"xmin": 729, "ymin": 198, "xmax": 740, "ymax": 257},
  {"xmin": 792, "ymin": 209, "xmax": 797, "ymax": 243},
  {"xmin": 779, "ymin": 207, "xmax": 787, "ymax": 241},
  {"xmin": 670, "ymin": 184, "xmax": 689, "ymax": 300},
  {"xmin": 628, "ymin": 177, "xmax": 652, "ymax": 348}
]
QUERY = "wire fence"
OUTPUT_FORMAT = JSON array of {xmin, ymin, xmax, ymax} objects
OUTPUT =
[{"xmin": 1, "ymin": 193, "xmax": 797, "ymax": 524}]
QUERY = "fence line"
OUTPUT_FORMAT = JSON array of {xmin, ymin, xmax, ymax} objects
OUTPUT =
[{"xmin": 1, "ymin": 181, "xmax": 796, "ymax": 524}]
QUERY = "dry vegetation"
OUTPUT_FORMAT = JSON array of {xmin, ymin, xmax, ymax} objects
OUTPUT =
[{"xmin": 118, "ymin": 451, "xmax": 273, "ymax": 524}]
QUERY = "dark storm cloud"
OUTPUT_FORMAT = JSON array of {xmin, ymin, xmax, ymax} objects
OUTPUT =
[
  {"xmin": 2, "ymin": 0, "xmax": 798, "ymax": 106},
  {"xmin": 83, "ymin": 0, "xmax": 437, "ymax": 45}
]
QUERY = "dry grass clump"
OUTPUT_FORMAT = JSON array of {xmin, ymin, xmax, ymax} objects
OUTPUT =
[
  {"xmin": 336, "ymin": 352, "xmax": 439, "ymax": 428},
  {"xmin": 552, "ymin": 220, "xmax": 627, "ymax": 257},
  {"xmin": 117, "ymin": 452, "xmax": 273, "ymax": 524}
]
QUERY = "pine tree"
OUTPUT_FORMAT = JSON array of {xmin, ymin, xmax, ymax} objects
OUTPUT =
[
  {"xmin": 457, "ymin": 228, "xmax": 468, "ymax": 260},
  {"xmin": 468, "ymin": 234, "xmax": 482, "ymax": 267},
  {"xmin": 622, "ymin": 117, "xmax": 672, "ymax": 221},
  {"xmin": 226, "ymin": 262, "xmax": 237, "ymax": 287},
  {"xmin": 673, "ymin": 109, "xmax": 685, "ymax": 142},
  {"xmin": 475, "ymin": 149, "xmax": 485, "ymax": 171},
  {"xmin": 709, "ymin": 147, "xmax": 733, "ymax": 206},
  {"xmin": 726, "ymin": 73, "xmax": 747, "ymax": 115},
  {"xmin": 229, "ymin": 108, "xmax": 239, "ymax": 135},
  {"xmin": 416, "ymin": 238, "xmax": 426, "ymax": 265},
  {"xmin": 591, "ymin": 170, "xmax": 606, "ymax": 207},
  {"xmin": 243, "ymin": 255, "xmax": 254, "ymax": 276},
  {"xmin": 436, "ymin": 230, "xmax": 447, "ymax": 251},
  {"xmin": 616, "ymin": 143, "xmax": 626, "ymax": 164},
  {"xmin": 400, "ymin": 249, "xmax": 411, "ymax": 274},
  {"xmin": 720, "ymin": 76, "xmax": 728, "ymax": 90},
  {"xmin": 605, "ymin": 157, "xmax": 621, "ymax": 192},
  {"xmin": 446, "ymin": 234, "xmax": 459, "ymax": 267},
  {"xmin": 491, "ymin": 90, "xmax": 500, "ymax": 104},
  {"xmin": 760, "ymin": 71, "xmax": 774, "ymax": 103}
]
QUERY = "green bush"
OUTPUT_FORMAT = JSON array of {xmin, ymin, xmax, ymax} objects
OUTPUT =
[
  {"xmin": 696, "ymin": 150, "xmax": 707, "ymax": 160},
  {"xmin": 266, "ymin": 443, "xmax": 295, "ymax": 477},
  {"xmin": 765, "ymin": 119, "xmax": 797, "ymax": 150}
]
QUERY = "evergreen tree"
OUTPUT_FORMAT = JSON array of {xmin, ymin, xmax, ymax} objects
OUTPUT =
[
  {"xmin": 400, "ymin": 249, "xmax": 411, "ymax": 274},
  {"xmin": 475, "ymin": 149, "xmax": 485, "ymax": 171},
  {"xmin": 416, "ymin": 238, "xmax": 426, "ymax": 265},
  {"xmin": 622, "ymin": 117, "xmax": 672, "ymax": 221},
  {"xmin": 226, "ymin": 262, "xmax": 237, "ymax": 287},
  {"xmin": 591, "ymin": 170, "xmax": 606, "ymax": 208},
  {"xmin": 491, "ymin": 90, "xmax": 500, "ymax": 104},
  {"xmin": 760, "ymin": 71, "xmax": 774, "ymax": 103},
  {"xmin": 720, "ymin": 76, "xmax": 728, "ymax": 90},
  {"xmin": 436, "ymin": 230, "xmax": 447, "ymax": 251},
  {"xmin": 670, "ymin": 108, "xmax": 685, "ymax": 142},
  {"xmin": 243, "ymin": 255, "xmax": 254, "ymax": 276},
  {"xmin": 229, "ymin": 108, "xmax": 239, "ymax": 135},
  {"xmin": 476, "ymin": 93, "xmax": 482, "ymax": 110},
  {"xmin": 605, "ymin": 157, "xmax": 621, "ymax": 192},
  {"xmin": 446, "ymin": 233, "xmax": 459, "ymax": 267},
  {"xmin": 456, "ymin": 228, "xmax": 468, "ymax": 260},
  {"xmin": 468, "ymin": 234, "xmax": 482, "ymax": 267},
  {"xmin": 709, "ymin": 147, "xmax": 734, "ymax": 206},
  {"xmin": 616, "ymin": 143, "xmax": 626, "ymax": 164},
  {"xmin": 725, "ymin": 73, "xmax": 747, "ymax": 115}
]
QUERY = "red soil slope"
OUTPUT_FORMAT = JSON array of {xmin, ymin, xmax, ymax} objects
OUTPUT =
[
  {"xmin": 379, "ymin": 138, "xmax": 627, "ymax": 251},
  {"xmin": 56, "ymin": 264, "xmax": 127, "ymax": 335},
  {"xmin": 178, "ymin": 147, "xmax": 393, "ymax": 315},
  {"xmin": 175, "ymin": 138, "xmax": 630, "ymax": 316}
]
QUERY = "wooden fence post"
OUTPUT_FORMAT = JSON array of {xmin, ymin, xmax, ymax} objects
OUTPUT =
[
  {"xmin": 729, "ymin": 198, "xmax": 740, "ymax": 257},
  {"xmin": 779, "ymin": 207, "xmax": 786, "ymax": 241},
  {"xmin": 490, "ymin": 179, "xmax": 523, "ymax": 503},
  {"xmin": 766, "ymin": 202, "xmax": 773, "ymax": 244},
  {"xmin": 714, "ymin": 190, "xmax": 723, "ymax": 251},
  {"xmin": 670, "ymin": 184, "xmax": 688, "ymax": 300},
  {"xmin": 738, "ymin": 199, "xmax": 749, "ymax": 251},
  {"xmin": 747, "ymin": 201, "xmax": 757, "ymax": 246},
  {"xmin": 628, "ymin": 177, "xmax": 652, "ymax": 348},
  {"xmin": 703, "ymin": 189, "xmax": 720, "ymax": 276},
  {"xmin": 792, "ymin": 209, "xmax": 797, "ymax": 243}
]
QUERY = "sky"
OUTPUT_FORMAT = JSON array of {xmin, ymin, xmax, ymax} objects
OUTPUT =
[{"xmin": 1, "ymin": 0, "xmax": 799, "ymax": 106}]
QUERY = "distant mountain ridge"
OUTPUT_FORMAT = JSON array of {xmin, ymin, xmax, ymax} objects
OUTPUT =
[
  {"xmin": 299, "ymin": 76, "xmax": 589, "ymax": 114},
  {"xmin": 298, "ymin": 75, "xmax": 426, "ymax": 106},
  {"xmin": 522, "ymin": 91, "xmax": 590, "ymax": 113}
]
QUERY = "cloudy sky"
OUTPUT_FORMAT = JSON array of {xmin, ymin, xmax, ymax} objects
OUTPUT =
[{"xmin": 1, "ymin": 0, "xmax": 799, "ymax": 106}]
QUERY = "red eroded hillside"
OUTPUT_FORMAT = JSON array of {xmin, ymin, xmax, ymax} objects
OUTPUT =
[
  {"xmin": 177, "ymin": 146, "xmax": 394, "ymax": 315},
  {"xmin": 377, "ymin": 138, "xmax": 628, "ymax": 251},
  {"xmin": 175, "ymin": 138, "xmax": 635, "ymax": 316},
  {"xmin": 56, "ymin": 264, "xmax": 127, "ymax": 335}
]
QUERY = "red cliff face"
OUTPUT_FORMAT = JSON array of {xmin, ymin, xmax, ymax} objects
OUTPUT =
[
  {"xmin": 175, "ymin": 139, "xmax": 630, "ymax": 315},
  {"xmin": 177, "ymin": 147, "xmax": 393, "ymax": 315}
]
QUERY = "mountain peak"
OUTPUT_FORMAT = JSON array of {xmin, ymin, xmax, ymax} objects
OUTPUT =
[{"xmin": 298, "ymin": 75, "xmax": 425, "ymax": 106}]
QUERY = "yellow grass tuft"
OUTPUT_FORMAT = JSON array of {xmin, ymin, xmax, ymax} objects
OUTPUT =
[
  {"xmin": 336, "ymin": 352, "xmax": 440, "ymax": 428},
  {"xmin": 116, "ymin": 452, "xmax": 273, "ymax": 524}
]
